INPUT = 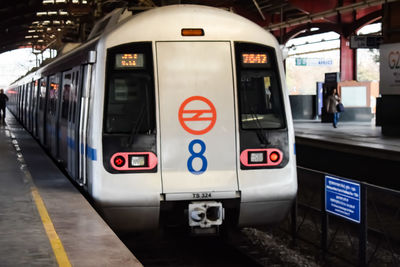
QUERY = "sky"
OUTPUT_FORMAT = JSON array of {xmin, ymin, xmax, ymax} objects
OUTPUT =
[{"xmin": 0, "ymin": 48, "xmax": 54, "ymax": 89}]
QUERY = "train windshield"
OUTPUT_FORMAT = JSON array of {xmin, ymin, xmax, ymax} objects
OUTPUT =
[
  {"xmin": 105, "ymin": 73, "xmax": 154, "ymax": 133},
  {"xmin": 104, "ymin": 43, "xmax": 155, "ymax": 134},
  {"xmin": 235, "ymin": 43, "xmax": 286, "ymax": 130}
]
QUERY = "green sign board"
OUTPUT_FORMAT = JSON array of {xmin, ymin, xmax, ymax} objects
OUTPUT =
[{"xmin": 295, "ymin": 58, "xmax": 333, "ymax": 66}]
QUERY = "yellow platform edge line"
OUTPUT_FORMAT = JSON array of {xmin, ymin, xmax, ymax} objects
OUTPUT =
[{"xmin": 31, "ymin": 187, "xmax": 72, "ymax": 267}]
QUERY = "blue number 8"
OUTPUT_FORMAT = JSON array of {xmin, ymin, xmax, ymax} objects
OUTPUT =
[{"xmin": 187, "ymin": 139, "xmax": 208, "ymax": 175}]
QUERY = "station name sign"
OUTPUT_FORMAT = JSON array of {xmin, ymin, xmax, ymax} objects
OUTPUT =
[
  {"xmin": 325, "ymin": 175, "xmax": 361, "ymax": 223},
  {"xmin": 350, "ymin": 35, "xmax": 382, "ymax": 49}
]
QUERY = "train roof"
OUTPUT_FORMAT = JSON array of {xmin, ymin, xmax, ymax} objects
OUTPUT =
[
  {"xmin": 103, "ymin": 5, "xmax": 279, "ymax": 48},
  {"xmin": 10, "ymin": 5, "xmax": 280, "ymax": 87}
]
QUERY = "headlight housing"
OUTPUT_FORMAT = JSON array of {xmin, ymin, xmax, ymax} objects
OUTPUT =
[{"xmin": 110, "ymin": 152, "xmax": 157, "ymax": 171}]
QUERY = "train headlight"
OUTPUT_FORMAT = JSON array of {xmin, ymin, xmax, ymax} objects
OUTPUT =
[
  {"xmin": 129, "ymin": 155, "xmax": 147, "ymax": 167},
  {"xmin": 249, "ymin": 151, "xmax": 266, "ymax": 164},
  {"xmin": 269, "ymin": 152, "xmax": 280, "ymax": 163}
]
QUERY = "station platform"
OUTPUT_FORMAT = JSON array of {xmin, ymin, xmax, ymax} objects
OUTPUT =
[
  {"xmin": 0, "ymin": 112, "xmax": 142, "ymax": 267},
  {"xmin": 294, "ymin": 120, "xmax": 400, "ymax": 161},
  {"xmin": 294, "ymin": 120, "xmax": 400, "ymax": 190}
]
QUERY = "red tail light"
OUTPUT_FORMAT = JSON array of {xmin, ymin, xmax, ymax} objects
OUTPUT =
[{"xmin": 110, "ymin": 152, "xmax": 157, "ymax": 171}]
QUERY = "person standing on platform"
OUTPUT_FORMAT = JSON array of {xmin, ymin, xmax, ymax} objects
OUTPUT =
[
  {"xmin": 326, "ymin": 88, "xmax": 341, "ymax": 128},
  {"xmin": 0, "ymin": 89, "xmax": 9, "ymax": 122}
]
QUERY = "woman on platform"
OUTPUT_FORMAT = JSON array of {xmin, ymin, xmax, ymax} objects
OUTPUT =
[{"xmin": 327, "ymin": 88, "xmax": 341, "ymax": 128}]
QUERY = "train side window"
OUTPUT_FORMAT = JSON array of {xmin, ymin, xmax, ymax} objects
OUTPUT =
[
  {"xmin": 22, "ymin": 85, "xmax": 26, "ymax": 108},
  {"xmin": 26, "ymin": 83, "xmax": 30, "ymax": 110},
  {"xmin": 67, "ymin": 72, "xmax": 74, "ymax": 123},
  {"xmin": 48, "ymin": 74, "xmax": 60, "ymax": 116},
  {"xmin": 61, "ymin": 71, "xmax": 72, "ymax": 120},
  {"xmin": 17, "ymin": 86, "xmax": 21, "ymax": 115},
  {"xmin": 235, "ymin": 42, "xmax": 286, "ymax": 130},
  {"xmin": 33, "ymin": 80, "xmax": 39, "ymax": 110},
  {"xmin": 39, "ymin": 78, "xmax": 47, "ymax": 111},
  {"xmin": 25, "ymin": 83, "xmax": 30, "ymax": 110}
]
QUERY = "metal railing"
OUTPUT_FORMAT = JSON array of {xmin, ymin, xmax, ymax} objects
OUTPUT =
[{"xmin": 281, "ymin": 166, "xmax": 400, "ymax": 266}]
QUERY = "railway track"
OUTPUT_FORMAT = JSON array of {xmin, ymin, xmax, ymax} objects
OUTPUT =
[
  {"xmin": 119, "ymin": 229, "xmax": 266, "ymax": 267},
  {"xmin": 119, "ymin": 227, "xmax": 321, "ymax": 266}
]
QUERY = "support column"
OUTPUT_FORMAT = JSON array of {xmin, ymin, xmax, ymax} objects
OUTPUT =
[
  {"xmin": 377, "ymin": 2, "xmax": 400, "ymax": 136},
  {"xmin": 340, "ymin": 35, "xmax": 356, "ymax": 81}
]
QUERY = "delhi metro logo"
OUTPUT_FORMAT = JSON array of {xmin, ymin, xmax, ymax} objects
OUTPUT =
[{"xmin": 178, "ymin": 96, "xmax": 217, "ymax": 135}]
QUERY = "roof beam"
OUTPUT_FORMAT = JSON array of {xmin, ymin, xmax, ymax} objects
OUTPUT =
[
  {"xmin": 266, "ymin": 0, "xmax": 390, "ymax": 31},
  {"xmin": 252, "ymin": 0, "xmax": 266, "ymax": 20}
]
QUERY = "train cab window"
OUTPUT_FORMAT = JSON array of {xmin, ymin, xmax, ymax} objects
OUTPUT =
[
  {"xmin": 104, "ymin": 43, "xmax": 155, "ymax": 134},
  {"xmin": 235, "ymin": 43, "xmax": 286, "ymax": 130}
]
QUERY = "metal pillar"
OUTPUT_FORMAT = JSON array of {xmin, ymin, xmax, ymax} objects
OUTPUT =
[
  {"xmin": 321, "ymin": 176, "xmax": 328, "ymax": 258},
  {"xmin": 340, "ymin": 35, "xmax": 356, "ymax": 81},
  {"xmin": 359, "ymin": 184, "xmax": 368, "ymax": 266}
]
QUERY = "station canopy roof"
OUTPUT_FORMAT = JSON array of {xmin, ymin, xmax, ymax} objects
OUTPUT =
[{"xmin": 0, "ymin": 0, "xmax": 388, "ymax": 55}]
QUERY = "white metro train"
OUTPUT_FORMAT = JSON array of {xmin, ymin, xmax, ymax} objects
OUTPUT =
[{"xmin": 7, "ymin": 5, "xmax": 297, "ymax": 234}]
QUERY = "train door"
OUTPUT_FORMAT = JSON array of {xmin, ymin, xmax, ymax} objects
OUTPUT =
[
  {"xmin": 67, "ymin": 66, "xmax": 81, "ymax": 179},
  {"xmin": 38, "ymin": 78, "xmax": 48, "ymax": 146},
  {"xmin": 156, "ymin": 41, "xmax": 238, "ymax": 196},
  {"xmin": 59, "ymin": 70, "xmax": 72, "ymax": 168},
  {"xmin": 78, "ymin": 61, "xmax": 94, "ymax": 186}
]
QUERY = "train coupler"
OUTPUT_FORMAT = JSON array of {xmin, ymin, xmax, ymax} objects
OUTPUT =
[{"xmin": 188, "ymin": 201, "xmax": 224, "ymax": 235}]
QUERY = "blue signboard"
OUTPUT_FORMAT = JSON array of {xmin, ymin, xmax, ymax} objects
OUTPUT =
[{"xmin": 325, "ymin": 175, "xmax": 361, "ymax": 223}]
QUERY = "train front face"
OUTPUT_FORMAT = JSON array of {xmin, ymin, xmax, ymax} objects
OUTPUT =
[{"xmin": 94, "ymin": 5, "xmax": 297, "ymax": 233}]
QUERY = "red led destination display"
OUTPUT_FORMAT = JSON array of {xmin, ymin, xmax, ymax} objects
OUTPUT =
[
  {"xmin": 115, "ymin": 53, "xmax": 144, "ymax": 69},
  {"xmin": 242, "ymin": 53, "xmax": 268, "ymax": 66}
]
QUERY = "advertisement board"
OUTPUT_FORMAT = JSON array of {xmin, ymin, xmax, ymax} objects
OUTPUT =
[{"xmin": 380, "ymin": 43, "xmax": 400, "ymax": 95}]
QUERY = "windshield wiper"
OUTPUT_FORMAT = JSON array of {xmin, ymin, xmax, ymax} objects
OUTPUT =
[
  {"xmin": 249, "ymin": 107, "xmax": 270, "ymax": 147},
  {"xmin": 127, "ymin": 103, "xmax": 146, "ymax": 146}
]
